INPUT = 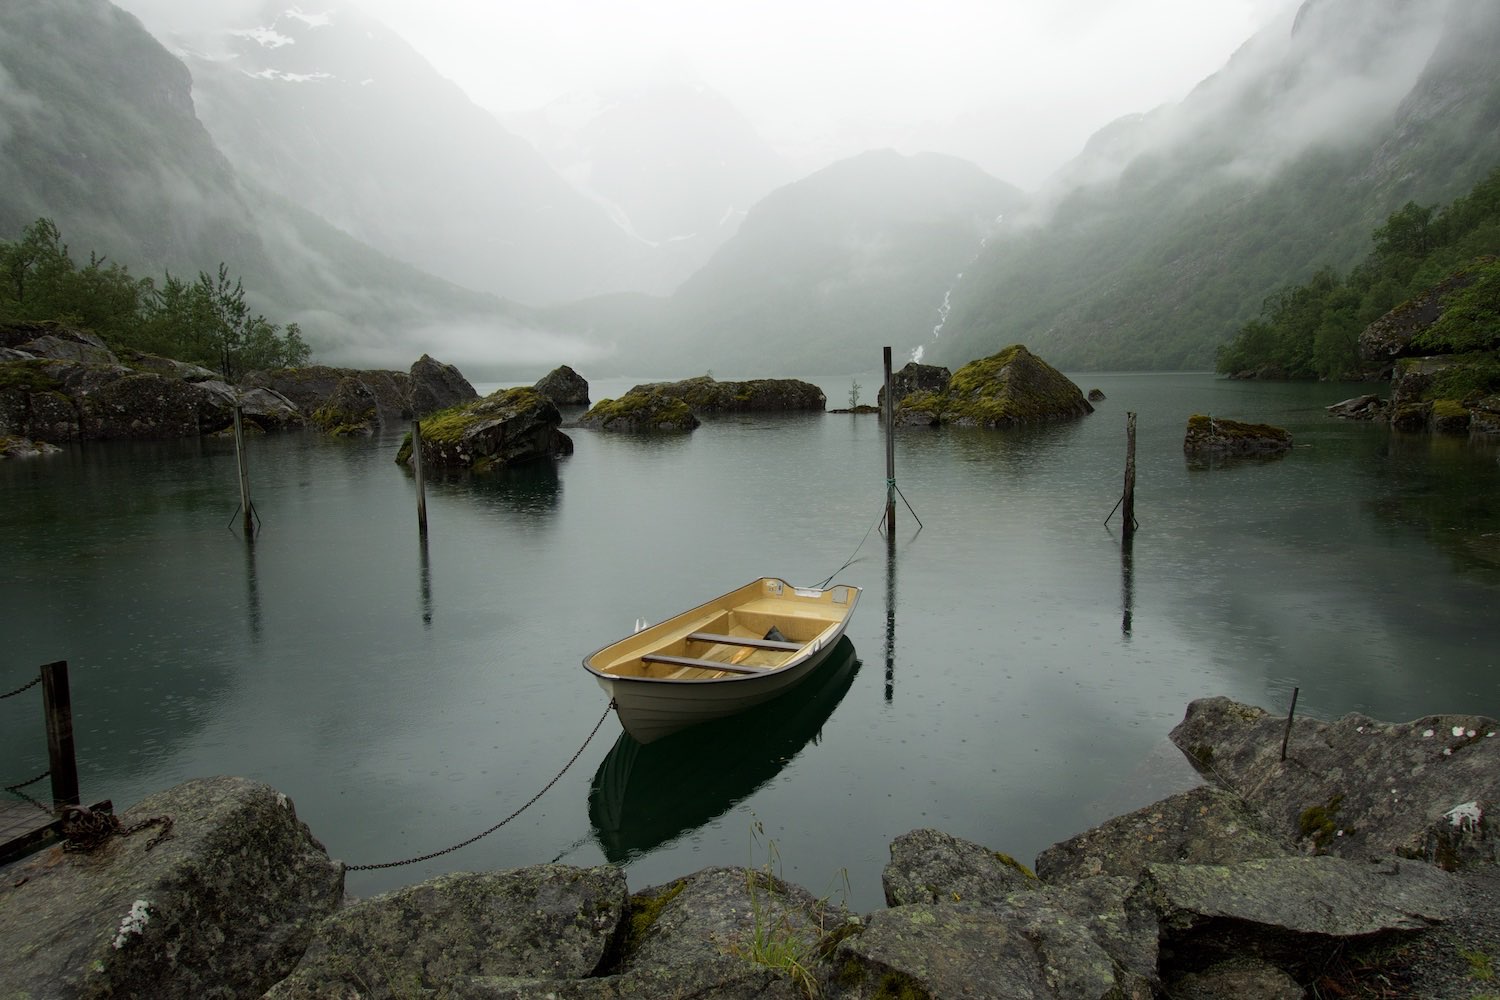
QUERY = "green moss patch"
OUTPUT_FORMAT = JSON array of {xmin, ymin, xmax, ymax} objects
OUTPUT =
[
  {"xmin": 894, "ymin": 345, "xmax": 1091, "ymax": 428},
  {"xmin": 0, "ymin": 359, "xmax": 64, "ymax": 393}
]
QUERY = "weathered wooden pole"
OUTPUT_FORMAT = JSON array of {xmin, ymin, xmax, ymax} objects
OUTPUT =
[
  {"xmin": 411, "ymin": 419, "xmax": 428, "ymax": 537},
  {"xmin": 883, "ymin": 346, "xmax": 896, "ymax": 535},
  {"xmin": 232, "ymin": 404, "xmax": 254, "ymax": 536},
  {"xmin": 1122, "ymin": 411, "xmax": 1138, "ymax": 541},
  {"xmin": 40, "ymin": 660, "xmax": 79, "ymax": 812}
]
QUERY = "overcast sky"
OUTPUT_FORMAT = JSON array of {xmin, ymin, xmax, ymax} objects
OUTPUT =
[{"xmin": 349, "ymin": 0, "xmax": 1295, "ymax": 188}]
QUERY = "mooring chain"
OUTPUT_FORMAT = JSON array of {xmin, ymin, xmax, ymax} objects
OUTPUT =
[
  {"xmin": 60, "ymin": 805, "xmax": 175, "ymax": 853},
  {"xmin": 5, "ymin": 771, "xmax": 53, "ymax": 815},
  {"xmin": 348, "ymin": 700, "xmax": 616, "ymax": 872},
  {"xmin": 1, "ymin": 671, "xmax": 42, "ymax": 700}
]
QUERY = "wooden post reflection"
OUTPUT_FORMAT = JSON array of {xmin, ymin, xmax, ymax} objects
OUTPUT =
[
  {"xmin": 1122, "ymin": 411, "xmax": 1138, "ymax": 541},
  {"xmin": 884, "ymin": 530, "xmax": 897, "ymax": 702},
  {"xmin": 419, "ymin": 532, "xmax": 433, "ymax": 628},
  {"xmin": 243, "ymin": 531, "xmax": 262, "ymax": 643},
  {"xmin": 1121, "ymin": 533, "xmax": 1134, "ymax": 638}
]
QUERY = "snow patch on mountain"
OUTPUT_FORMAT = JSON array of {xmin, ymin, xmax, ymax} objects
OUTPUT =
[
  {"xmin": 245, "ymin": 68, "xmax": 334, "ymax": 83},
  {"xmin": 234, "ymin": 26, "xmax": 294, "ymax": 48},
  {"xmin": 284, "ymin": 8, "xmax": 333, "ymax": 29}
]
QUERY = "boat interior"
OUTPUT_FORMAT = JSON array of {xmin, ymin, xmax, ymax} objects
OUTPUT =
[{"xmin": 590, "ymin": 584, "xmax": 856, "ymax": 681}]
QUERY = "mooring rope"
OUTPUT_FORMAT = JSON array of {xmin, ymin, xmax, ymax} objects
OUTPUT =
[
  {"xmin": 812, "ymin": 484, "xmax": 923, "ymax": 590},
  {"xmin": 812, "ymin": 504, "xmax": 887, "ymax": 589},
  {"xmin": 346, "ymin": 700, "xmax": 616, "ymax": 872}
]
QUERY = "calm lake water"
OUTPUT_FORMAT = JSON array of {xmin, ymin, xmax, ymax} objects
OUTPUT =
[{"xmin": 4, "ymin": 372, "xmax": 1498, "ymax": 911}]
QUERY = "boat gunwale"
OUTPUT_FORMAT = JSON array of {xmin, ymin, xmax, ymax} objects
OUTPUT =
[{"xmin": 582, "ymin": 578, "xmax": 860, "ymax": 687}]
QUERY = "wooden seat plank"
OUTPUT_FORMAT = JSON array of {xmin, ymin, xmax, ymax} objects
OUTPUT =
[
  {"xmin": 687, "ymin": 631, "xmax": 802, "ymax": 651},
  {"xmin": 641, "ymin": 653, "xmax": 770, "ymax": 675}
]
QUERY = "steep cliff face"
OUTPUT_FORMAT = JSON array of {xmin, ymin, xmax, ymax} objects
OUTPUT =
[{"xmin": 0, "ymin": 0, "xmax": 253, "ymax": 276}]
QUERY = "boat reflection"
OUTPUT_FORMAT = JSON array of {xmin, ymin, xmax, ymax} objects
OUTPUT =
[{"xmin": 588, "ymin": 636, "xmax": 860, "ymax": 863}]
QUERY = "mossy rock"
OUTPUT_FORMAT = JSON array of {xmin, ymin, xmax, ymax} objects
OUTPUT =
[
  {"xmin": 892, "ymin": 345, "xmax": 1093, "ymax": 428},
  {"xmin": 1183, "ymin": 414, "xmax": 1292, "ymax": 457},
  {"xmin": 0, "ymin": 358, "xmax": 65, "ymax": 394},
  {"xmin": 577, "ymin": 389, "xmax": 700, "ymax": 433},
  {"xmin": 396, "ymin": 386, "xmax": 570, "ymax": 471},
  {"xmin": 1430, "ymin": 398, "xmax": 1472, "ymax": 433}
]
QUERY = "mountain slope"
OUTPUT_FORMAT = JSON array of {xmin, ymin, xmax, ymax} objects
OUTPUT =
[
  {"xmin": 552, "ymin": 150, "xmax": 1024, "ymax": 376},
  {"xmin": 929, "ymin": 0, "xmax": 1500, "ymax": 372},
  {"xmin": 167, "ymin": 1, "xmax": 652, "ymax": 307},
  {"xmin": 0, "ymin": 0, "xmax": 586, "ymax": 375},
  {"xmin": 507, "ymin": 78, "xmax": 794, "ymax": 291}
]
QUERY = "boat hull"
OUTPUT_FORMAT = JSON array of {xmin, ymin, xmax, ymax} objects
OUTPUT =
[{"xmin": 583, "ymin": 578, "xmax": 860, "ymax": 744}]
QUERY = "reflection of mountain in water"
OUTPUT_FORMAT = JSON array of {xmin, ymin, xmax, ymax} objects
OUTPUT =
[{"xmin": 588, "ymin": 637, "xmax": 860, "ymax": 863}]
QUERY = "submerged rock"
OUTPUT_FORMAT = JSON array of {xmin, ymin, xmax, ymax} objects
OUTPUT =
[
  {"xmin": 893, "ymin": 345, "xmax": 1094, "ymax": 428},
  {"xmin": 1182, "ymin": 414, "xmax": 1292, "ymax": 458},
  {"xmin": 1326, "ymin": 393, "xmax": 1388, "ymax": 420}
]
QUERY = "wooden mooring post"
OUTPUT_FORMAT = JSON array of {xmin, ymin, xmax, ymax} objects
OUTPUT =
[
  {"xmin": 232, "ymin": 404, "xmax": 254, "ymax": 537},
  {"xmin": 41, "ymin": 660, "xmax": 80, "ymax": 811},
  {"xmin": 1122, "ymin": 411, "xmax": 1138, "ymax": 540},
  {"xmin": 412, "ymin": 419, "xmax": 428, "ymax": 537},
  {"xmin": 883, "ymin": 346, "xmax": 896, "ymax": 535}
]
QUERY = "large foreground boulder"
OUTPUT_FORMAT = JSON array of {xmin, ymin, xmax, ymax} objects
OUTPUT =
[
  {"xmin": 893, "ymin": 345, "xmax": 1093, "ymax": 428},
  {"xmin": 396, "ymin": 386, "xmax": 573, "ymax": 472},
  {"xmin": 1172, "ymin": 696, "xmax": 1499, "ymax": 868},
  {"xmin": 266, "ymin": 866, "xmax": 627, "ymax": 998},
  {"xmin": 1034, "ymin": 784, "xmax": 1296, "ymax": 883},
  {"xmin": 0, "ymin": 777, "xmax": 343, "ymax": 1000}
]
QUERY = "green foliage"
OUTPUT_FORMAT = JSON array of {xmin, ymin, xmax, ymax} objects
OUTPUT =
[
  {"xmin": 0, "ymin": 218, "xmax": 312, "ymax": 377},
  {"xmin": 1216, "ymin": 167, "xmax": 1500, "ymax": 379},
  {"xmin": 1414, "ymin": 257, "xmax": 1500, "ymax": 353}
]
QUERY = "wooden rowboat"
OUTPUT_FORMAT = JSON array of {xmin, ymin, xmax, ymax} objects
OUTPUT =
[
  {"xmin": 589, "ymin": 636, "xmax": 859, "ymax": 861},
  {"xmin": 583, "ymin": 577, "xmax": 861, "ymax": 744}
]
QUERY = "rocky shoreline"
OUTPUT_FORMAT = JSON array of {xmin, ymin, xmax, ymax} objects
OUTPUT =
[{"xmin": 2, "ymin": 696, "xmax": 1494, "ymax": 999}]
